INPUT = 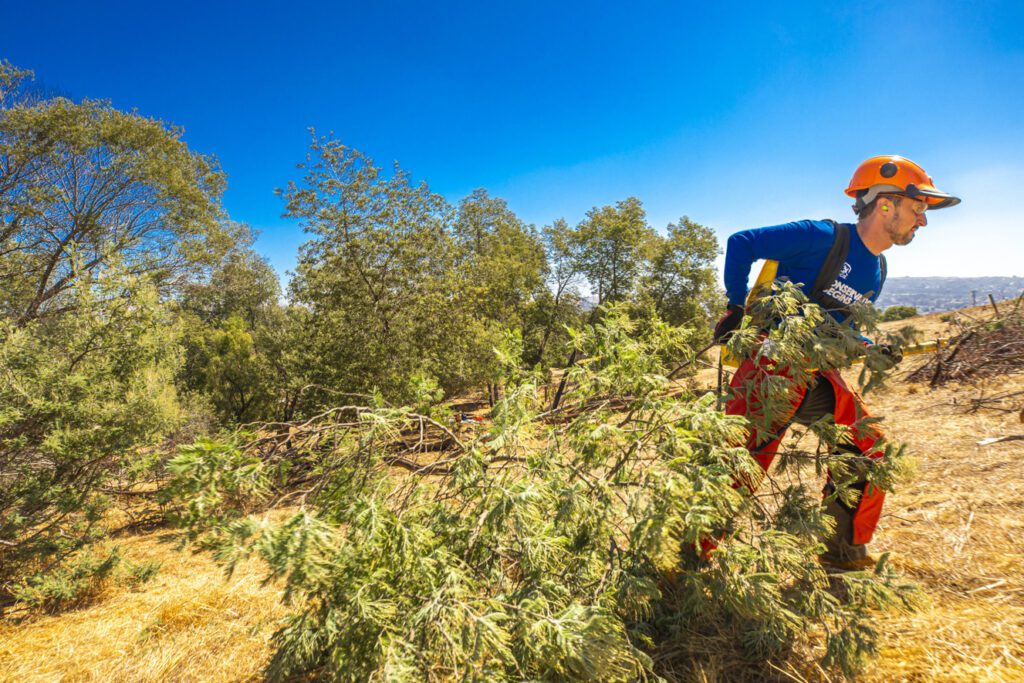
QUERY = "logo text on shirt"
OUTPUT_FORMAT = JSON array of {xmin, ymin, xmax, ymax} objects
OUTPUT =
[{"xmin": 822, "ymin": 279, "xmax": 868, "ymax": 306}]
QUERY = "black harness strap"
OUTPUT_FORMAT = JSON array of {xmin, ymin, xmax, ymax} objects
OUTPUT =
[
  {"xmin": 811, "ymin": 220, "xmax": 885, "ymax": 315},
  {"xmin": 812, "ymin": 220, "xmax": 850, "ymax": 300}
]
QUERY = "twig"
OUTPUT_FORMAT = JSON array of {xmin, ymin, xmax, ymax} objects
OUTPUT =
[
  {"xmin": 667, "ymin": 341, "xmax": 718, "ymax": 380},
  {"xmin": 976, "ymin": 435, "xmax": 1024, "ymax": 446}
]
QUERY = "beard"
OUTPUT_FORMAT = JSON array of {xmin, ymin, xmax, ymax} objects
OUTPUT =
[{"xmin": 884, "ymin": 216, "xmax": 916, "ymax": 246}]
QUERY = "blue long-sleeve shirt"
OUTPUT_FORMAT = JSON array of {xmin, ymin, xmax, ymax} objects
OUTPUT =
[{"xmin": 724, "ymin": 220, "xmax": 883, "ymax": 321}]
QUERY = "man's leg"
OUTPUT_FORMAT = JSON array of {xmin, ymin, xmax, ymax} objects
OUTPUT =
[
  {"xmin": 725, "ymin": 356, "xmax": 808, "ymax": 484},
  {"xmin": 693, "ymin": 357, "xmax": 806, "ymax": 560},
  {"xmin": 818, "ymin": 371, "xmax": 888, "ymax": 564}
]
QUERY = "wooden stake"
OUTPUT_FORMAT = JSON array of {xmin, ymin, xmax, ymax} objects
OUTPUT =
[{"xmin": 988, "ymin": 294, "xmax": 1001, "ymax": 317}]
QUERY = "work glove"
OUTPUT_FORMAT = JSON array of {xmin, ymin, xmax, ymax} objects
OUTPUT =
[
  {"xmin": 713, "ymin": 303, "xmax": 745, "ymax": 343},
  {"xmin": 877, "ymin": 343, "xmax": 904, "ymax": 365}
]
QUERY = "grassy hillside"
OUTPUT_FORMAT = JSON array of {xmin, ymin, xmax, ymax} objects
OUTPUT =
[{"xmin": 2, "ymin": 304, "xmax": 1021, "ymax": 682}]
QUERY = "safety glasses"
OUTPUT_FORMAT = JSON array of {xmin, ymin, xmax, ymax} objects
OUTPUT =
[{"xmin": 881, "ymin": 194, "xmax": 928, "ymax": 215}]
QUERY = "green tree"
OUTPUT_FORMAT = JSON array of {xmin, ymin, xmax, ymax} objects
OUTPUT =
[
  {"xmin": 453, "ymin": 189, "xmax": 547, "ymax": 400},
  {"xmin": 453, "ymin": 188, "xmax": 546, "ymax": 328},
  {"xmin": 572, "ymin": 197, "xmax": 654, "ymax": 307},
  {"xmin": 0, "ymin": 88, "xmax": 230, "ymax": 327},
  {"xmin": 880, "ymin": 305, "xmax": 918, "ymax": 322},
  {"xmin": 177, "ymin": 227, "xmax": 286, "ymax": 424},
  {"xmin": 281, "ymin": 136, "xmax": 476, "ymax": 404},
  {"xmin": 0, "ymin": 267, "xmax": 182, "ymax": 611},
  {"xmin": 522, "ymin": 218, "xmax": 584, "ymax": 367},
  {"xmin": 192, "ymin": 316, "xmax": 276, "ymax": 424},
  {"xmin": 638, "ymin": 216, "xmax": 720, "ymax": 330},
  {"xmin": 180, "ymin": 226, "xmax": 281, "ymax": 328},
  {"xmin": 0, "ymin": 62, "xmax": 232, "ymax": 610}
]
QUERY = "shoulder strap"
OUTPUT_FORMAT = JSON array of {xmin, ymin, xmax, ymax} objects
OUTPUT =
[
  {"xmin": 878, "ymin": 253, "xmax": 887, "ymax": 292},
  {"xmin": 812, "ymin": 220, "xmax": 850, "ymax": 296}
]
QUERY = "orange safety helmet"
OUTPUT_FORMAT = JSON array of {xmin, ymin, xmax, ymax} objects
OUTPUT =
[{"xmin": 845, "ymin": 155, "xmax": 960, "ymax": 211}]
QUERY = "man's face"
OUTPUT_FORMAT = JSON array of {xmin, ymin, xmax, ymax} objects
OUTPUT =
[{"xmin": 883, "ymin": 195, "xmax": 928, "ymax": 246}]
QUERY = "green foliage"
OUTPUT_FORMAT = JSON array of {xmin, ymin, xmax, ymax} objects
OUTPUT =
[
  {"xmin": 571, "ymin": 197, "xmax": 652, "ymax": 306},
  {"xmin": 9, "ymin": 547, "xmax": 123, "ymax": 613},
  {"xmin": 281, "ymin": 135, "xmax": 485, "ymax": 405},
  {"xmin": 163, "ymin": 438, "xmax": 270, "ymax": 538},
  {"xmin": 0, "ymin": 68, "xmax": 232, "ymax": 612},
  {"xmin": 171, "ymin": 304, "xmax": 918, "ymax": 681},
  {"xmin": 0, "ymin": 60, "xmax": 33, "ymax": 108},
  {"xmin": 0, "ymin": 63, "xmax": 910, "ymax": 674},
  {"xmin": 0, "ymin": 267, "xmax": 182, "ymax": 611},
  {"xmin": 454, "ymin": 189, "xmax": 546, "ymax": 328},
  {"xmin": 182, "ymin": 314, "xmax": 278, "ymax": 424},
  {"xmin": 277, "ymin": 138, "xmax": 611, "ymax": 409},
  {"xmin": 522, "ymin": 218, "xmax": 585, "ymax": 367},
  {"xmin": 179, "ymin": 228, "xmax": 281, "ymax": 328},
  {"xmin": 880, "ymin": 305, "xmax": 918, "ymax": 322},
  {"xmin": 9, "ymin": 547, "xmax": 161, "ymax": 614},
  {"xmin": 0, "ymin": 93, "xmax": 231, "ymax": 325},
  {"xmin": 637, "ymin": 216, "xmax": 720, "ymax": 333}
]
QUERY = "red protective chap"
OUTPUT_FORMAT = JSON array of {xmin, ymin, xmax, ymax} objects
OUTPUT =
[{"xmin": 722, "ymin": 355, "xmax": 886, "ymax": 547}]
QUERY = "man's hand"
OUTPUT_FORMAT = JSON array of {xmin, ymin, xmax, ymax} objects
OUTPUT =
[
  {"xmin": 877, "ymin": 343, "xmax": 904, "ymax": 365},
  {"xmin": 713, "ymin": 304, "xmax": 745, "ymax": 343}
]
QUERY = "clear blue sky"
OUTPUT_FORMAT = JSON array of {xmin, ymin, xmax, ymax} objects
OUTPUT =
[{"xmin": 3, "ymin": 1, "xmax": 1022, "ymax": 280}]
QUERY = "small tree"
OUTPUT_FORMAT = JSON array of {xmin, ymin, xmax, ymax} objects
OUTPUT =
[
  {"xmin": 0, "ymin": 267, "xmax": 181, "ymax": 611},
  {"xmin": 282, "ymin": 136, "xmax": 500, "ymax": 406},
  {"xmin": 178, "ymin": 228, "xmax": 284, "ymax": 424},
  {"xmin": 637, "ymin": 216, "xmax": 720, "ymax": 332},
  {"xmin": 571, "ymin": 197, "xmax": 653, "ymax": 307},
  {"xmin": 453, "ymin": 188, "xmax": 546, "ymax": 326},
  {"xmin": 523, "ymin": 218, "xmax": 585, "ymax": 367}
]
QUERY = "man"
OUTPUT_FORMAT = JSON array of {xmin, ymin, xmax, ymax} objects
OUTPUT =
[{"xmin": 712, "ymin": 155, "xmax": 960, "ymax": 569}]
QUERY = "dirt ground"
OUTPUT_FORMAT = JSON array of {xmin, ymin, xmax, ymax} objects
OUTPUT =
[{"xmin": 1, "ymin": 304, "xmax": 1022, "ymax": 682}]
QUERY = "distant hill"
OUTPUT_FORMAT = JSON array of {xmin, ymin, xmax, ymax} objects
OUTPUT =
[{"xmin": 877, "ymin": 276, "xmax": 1024, "ymax": 312}]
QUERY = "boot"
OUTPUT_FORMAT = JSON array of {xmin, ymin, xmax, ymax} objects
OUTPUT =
[{"xmin": 820, "ymin": 495, "xmax": 876, "ymax": 571}]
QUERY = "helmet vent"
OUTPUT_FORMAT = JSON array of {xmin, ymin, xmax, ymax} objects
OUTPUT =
[{"xmin": 880, "ymin": 162, "xmax": 898, "ymax": 178}]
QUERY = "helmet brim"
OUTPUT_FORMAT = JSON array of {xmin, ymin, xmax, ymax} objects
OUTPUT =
[{"xmin": 907, "ymin": 184, "xmax": 961, "ymax": 209}]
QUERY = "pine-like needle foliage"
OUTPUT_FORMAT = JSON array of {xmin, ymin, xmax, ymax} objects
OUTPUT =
[{"xmin": 170, "ymin": 293, "xmax": 920, "ymax": 682}]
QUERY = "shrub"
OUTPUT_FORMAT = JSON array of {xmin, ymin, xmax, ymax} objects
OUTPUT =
[
  {"xmin": 880, "ymin": 305, "xmax": 918, "ymax": 322},
  {"xmin": 0, "ymin": 271, "xmax": 182, "ymax": 612}
]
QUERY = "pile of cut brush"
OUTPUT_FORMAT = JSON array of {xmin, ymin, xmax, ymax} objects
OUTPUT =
[{"xmin": 907, "ymin": 299, "xmax": 1024, "ymax": 386}]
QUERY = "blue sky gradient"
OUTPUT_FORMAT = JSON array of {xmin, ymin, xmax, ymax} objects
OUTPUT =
[{"xmin": 2, "ymin": 1, "xmax": 1022, "ymax": 280}]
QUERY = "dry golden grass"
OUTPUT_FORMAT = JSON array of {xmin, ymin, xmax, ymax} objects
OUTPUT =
[
  {"xmin": 0, "ymin": 528, "xmax": 289, "ymax": 682},
  {"xmin": 858, "ymin": 306, "xmax": 1024, "ymax": 682},
  {"xmin": 1, "ymin": 303, "xmax": 1021, "ymax": 682}
]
